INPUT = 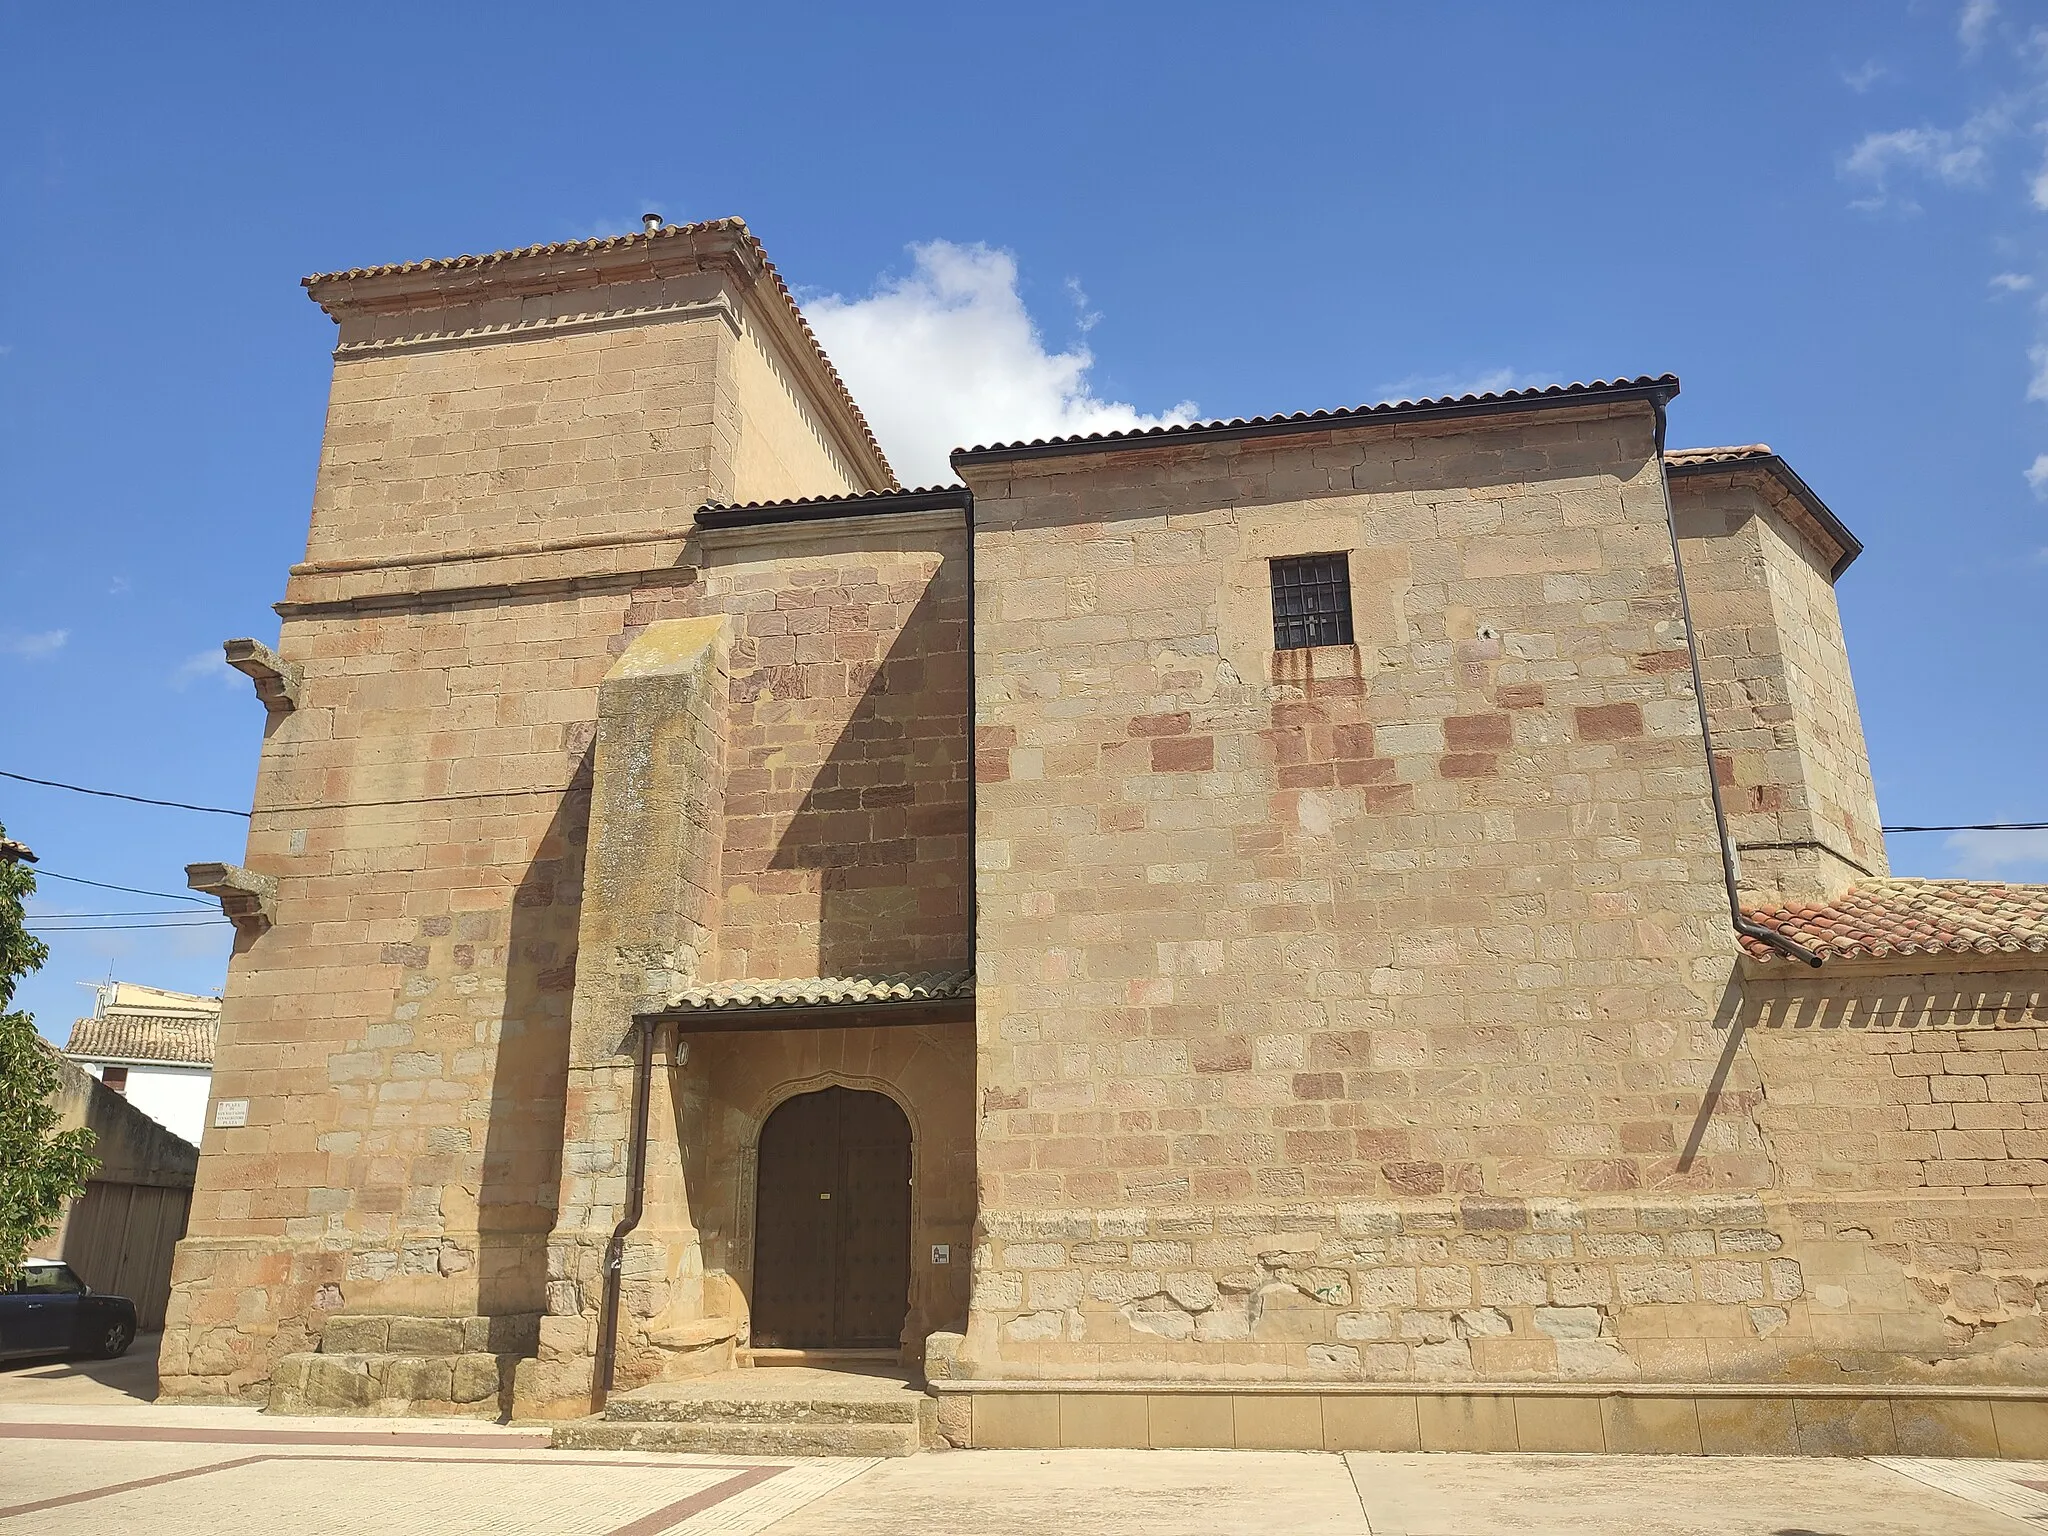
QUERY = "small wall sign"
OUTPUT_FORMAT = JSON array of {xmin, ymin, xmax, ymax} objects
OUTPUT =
[
  {"xmin": 931, "ymin": 1244, "xmax": 950, "ymax": 1265},
  {"xmin": 213, "ymin": 1098, "xmax": 250, "ymax": 1128}
]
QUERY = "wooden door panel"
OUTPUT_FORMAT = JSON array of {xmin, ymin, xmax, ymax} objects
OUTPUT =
[
  {"xmin": 751, "ymin": 1087, "xmax": 911, "ymax": 1350},
  {"xmin": 750, "ymin": 1089, "xmax": 840, "ymax": 1347}
]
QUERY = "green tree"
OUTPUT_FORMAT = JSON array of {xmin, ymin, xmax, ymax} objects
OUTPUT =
[{"xmin": 0, "ymin": 826, "xmax": 97, "ymax": 1284}]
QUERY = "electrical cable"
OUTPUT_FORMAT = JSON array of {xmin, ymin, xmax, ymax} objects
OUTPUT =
[
  {"xmin": 1883, "ymin": 822, "xmax": 2048, "ymax": 833},
  {"xmin": 30, "ymin": 871, "xmax": 214, "ymax": 905},
  {"xmin": 0, "ymin": 769, "xmax": 250, "ymax": 818},
  {"xmin": 25, "ymin": 920, "xmax": 229, "ymax": 931}
]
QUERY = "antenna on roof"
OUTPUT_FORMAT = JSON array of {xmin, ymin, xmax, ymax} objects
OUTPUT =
[{"xmin": 642, "ymin": 213, "xmax": 664, "ymax": 233}]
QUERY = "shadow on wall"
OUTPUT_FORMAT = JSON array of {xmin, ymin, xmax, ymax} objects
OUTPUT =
[
  {"xmin": 475, "ymin": 766, "xmax": 591, "ymax": 1321},
  {"xmin": 760, "ymin": 566, "xmax": 972, "ymax": 980}
]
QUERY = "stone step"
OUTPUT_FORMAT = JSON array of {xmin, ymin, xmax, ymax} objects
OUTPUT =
[
  {"xmin": 267, "ymin": 1350, "xmax": 517, "ymax": 1418},
  {"xmin": 553, "ymin": 1415, "xmax": 923, "ymax": 1457},
  {"xmin": 602, "ymin": 1365, "xmax": 927, "ymax": 1426}
]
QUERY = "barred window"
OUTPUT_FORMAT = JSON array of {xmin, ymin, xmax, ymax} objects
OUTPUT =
[{"xmin": 1269, "ymin": 553, "xmax": 1354, "ymax": 650}]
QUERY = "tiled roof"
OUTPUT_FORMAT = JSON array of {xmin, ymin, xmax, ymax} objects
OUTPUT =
[
  {"xmin": 696, "ymin": 485, "xmax": 970, "ymax": 529},
  {"xmin": 669, "ymin": 970, "xmax": 975, "ymax": 1012},
  {"xmin": 65, "ymin": 1009, "xmax": 219, "ymax": 1066},
  {"xmin": 699, "ymin": 485, "xmax": 968, "ymax": 516},
  {"xmin": 1666, "ymin": 444, "xmax": 1774, "ymax": 467},
  {"xmin": 1739, "ymin": 880, "xmax": 2048, "ymax": 963},
  {"xmin": 1664, "ymin": 442, "xmax": 1861, "ymax": 577},
  {"xmin": 953, "ymin": 376, "xmax": 1681, "ymax": 462},
  {"xmin": 0, "ymin": 837, "xmax": 35, "ymax": 863},
  {"xmin": 302, "ymin": 216, "xmax": 893, "ymax": 488}
]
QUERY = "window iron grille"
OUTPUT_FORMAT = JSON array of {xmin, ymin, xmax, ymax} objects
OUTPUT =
[{"xmin": 1269, "ymin": 553, "xmax": 1354, "ymax": 650}]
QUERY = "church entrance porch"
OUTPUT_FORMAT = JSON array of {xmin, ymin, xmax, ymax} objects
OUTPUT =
[{"xmin": 752, "ymin": 1086, "xmax": 913, "ymax": 1351}]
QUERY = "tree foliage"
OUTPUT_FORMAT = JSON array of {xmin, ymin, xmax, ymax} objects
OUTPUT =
[{"xmin": 0, "ymin": 824, "xmax": 97, "ymax": 1284}]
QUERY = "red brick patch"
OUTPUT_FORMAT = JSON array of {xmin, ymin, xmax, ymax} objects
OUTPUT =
[
  {"xmin": 1129, "ymin": 710, "xmax": 1191, "ymax": 738},
  {"xmin": 1439, "ymin": 753, "xmax": 1499, "ymax": 779},
  {"xmin": 1445, "ymin": 713, "xmax": 1512, "ymax": 750},
  {"xmin": 1152, "ymin": 735, "xmax": 1215, "ymax": 773},
  {"xmin": 1575, "ymin": 702, "xmax": 1644, "ymax": 741}
]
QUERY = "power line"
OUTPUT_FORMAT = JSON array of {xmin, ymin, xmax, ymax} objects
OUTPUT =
[
  {"xmin": 27, "ymin": 910, "xmax": 218, "ymax": 919},
  {"xmin": 3, "ymin": 765, "xmax": 582, "ymax": 817},
  {"xmin": 31, "ymin": 871, "xmax": 214, "ymax": 905},
  {"xmin": 1883, "ymin": 822, "xmax": 2048, "ymax": 833},
  {"xmin": 26, "ymin": 920, "xmax": 229, "ymax": 932},
  {"xmin": 1, "ymin": 769, "xmax": 251, "ymax": 818}
]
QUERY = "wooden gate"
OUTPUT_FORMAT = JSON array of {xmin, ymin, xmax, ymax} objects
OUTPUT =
[
  {"xmin": 750, "ymin": 1087, "xmax": 911, "ymax": 1349},
  {"xmin": 58, "ymin": 1180, "xmax": 192, "ymax": 1331}
]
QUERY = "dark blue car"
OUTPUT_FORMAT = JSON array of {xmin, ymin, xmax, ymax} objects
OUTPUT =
[{"xmin": 0, "ymin": 1259, "xmax": 137, "ymax": 1362}]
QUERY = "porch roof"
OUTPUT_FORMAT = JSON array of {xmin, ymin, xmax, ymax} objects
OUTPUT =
[{"xmin": 653, "ymin": 970, "xmax": 975, "ymax": 1031}]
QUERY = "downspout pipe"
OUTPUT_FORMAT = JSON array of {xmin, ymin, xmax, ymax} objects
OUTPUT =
[
  {"xmin": 593, "ymin": 1012, "xmax": 659, "ymax": 1409},
  {"xmin": 962, "ymin": 489, "xmax": 976, "ymax": 953},
  {"xmin": 1652, "ymin": 403, "xmax": 1824, "ymax": 970}
]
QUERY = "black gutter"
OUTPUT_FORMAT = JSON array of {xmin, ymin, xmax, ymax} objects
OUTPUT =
[
  {"xmin": 592, "ymin": 1013, "xmax": 659, "ymax": 1409},
  {"xmin": 1653, "ymin": 405, "xmax": 1824, "ymax": 969},
  {"xmin": 1665, "ymin": 453, "xmax": 1862, "ymax": 579},
  {"xmin": 951, "ymin": 378, "xmax": 1681, "ymax": 469},
  {"xmin": 695, "ymin": 486, "xmax": 971, "ymax": 531}
]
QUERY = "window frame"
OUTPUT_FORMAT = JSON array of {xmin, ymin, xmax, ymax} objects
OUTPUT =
[{"xmin": 1268, "ymin": 552, "xmax": 1356, "ymax": 651}]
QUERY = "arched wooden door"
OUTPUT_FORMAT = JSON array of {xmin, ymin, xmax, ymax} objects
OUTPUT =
[{"xmin": 751, "ymin": 1086, "xmax": 911, "ymax": 1349}]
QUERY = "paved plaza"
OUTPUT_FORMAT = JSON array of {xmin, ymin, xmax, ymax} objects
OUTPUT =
[{"xmin": 5, "ymin": 1343, "xmax": 2048, "ymax": 1533}]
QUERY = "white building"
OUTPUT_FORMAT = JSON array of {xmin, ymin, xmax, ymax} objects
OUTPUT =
[{"xmin": 64, "ymin": 983, "xmax": 217, "ymax": 1147}]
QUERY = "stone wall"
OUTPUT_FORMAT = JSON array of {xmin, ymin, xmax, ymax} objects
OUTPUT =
[
  {"xmin": 954, "ymin": 402, "xmax": 2044, "ymax": 1390},
  {"xmin": 159, "ymin": 230, "xmax": 898, "ymax": 1404},
  {"xmin": 523, "ymin": 511, "xmax": 974, "ymax": 1415},
  {"xmin": 958, "ymin": 401, "xmax": 1760, "ymax": 1379},
  {"xmin": 1672, "ymin": 470, "xmax": 1886, "ymax": 904}
]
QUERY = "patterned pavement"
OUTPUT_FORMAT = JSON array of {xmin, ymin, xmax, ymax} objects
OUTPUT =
[{"xmin": 0, "ymin": 1420, "xmax": 875, "ymax": 1536}]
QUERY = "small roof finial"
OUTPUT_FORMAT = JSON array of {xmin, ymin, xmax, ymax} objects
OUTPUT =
[{"xmin": 642, "ymin": 213, "xmax": 664, "ymax": 233}]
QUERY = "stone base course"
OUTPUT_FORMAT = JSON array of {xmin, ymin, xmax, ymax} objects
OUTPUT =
[{"xmin": 936, "ymin": 1381, "xmax": 2048, "ymax": 1457}]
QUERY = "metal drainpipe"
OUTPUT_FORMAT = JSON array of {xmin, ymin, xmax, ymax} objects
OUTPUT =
[
  {"xmin": 962, "ymin": 489, "xmax": 977, "ymax": 953},
  {"xmin": 592, "ymin": 1011, "xmax": 659, "ymax": 1409},
  {"xmin": 1652, "ymin": 403, "xmax": 1823, "ymax": 969}
]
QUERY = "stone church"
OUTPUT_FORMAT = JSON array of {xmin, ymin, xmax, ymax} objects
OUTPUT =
[{"xmin": 159, "ymin": 216, "xmax": 2048, "ymax": 1455}]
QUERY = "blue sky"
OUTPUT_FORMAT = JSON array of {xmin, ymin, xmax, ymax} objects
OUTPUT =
[{"xmin": 3, "ymin": 3, "xmax": 2045, "ymax": 1041}]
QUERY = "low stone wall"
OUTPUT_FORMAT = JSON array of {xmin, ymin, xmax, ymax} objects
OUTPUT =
[
  {"xmin": 934, "ymin": 1380, "xmax": 2048, "ymax": 1457},
  {"xmin": 961, "ymin": 1190, "xmax": 2048, "ymax": 1386}
]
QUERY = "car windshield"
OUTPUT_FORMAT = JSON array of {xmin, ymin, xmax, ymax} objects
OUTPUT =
[{"xmin": 15, "ymin": 1265, "xmax": 86, "ymax": 1295}]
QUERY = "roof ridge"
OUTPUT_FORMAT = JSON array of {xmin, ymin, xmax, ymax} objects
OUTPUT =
[
  {"xmin": 1666, "ymin": 444, "xmax": 1774, "ymax": 463},
  {"xmin": 953, "ymin": 375, "xmax": 1680, "ymax": 460}
]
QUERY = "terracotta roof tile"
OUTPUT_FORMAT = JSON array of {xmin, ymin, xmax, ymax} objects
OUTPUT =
[
  {"xmin": 65, "ymin": 1008, "xmax": 219, "ymax": 1066},
  {"xmin": 670, "ymin": 970, "xmax": 974, "ymax": 1011},
  {"xmin": 1663, "ymin": 442, "xmax": 1861, "ymax": 578},
  {"xmin": 698, "ymin": 485, "xmax": 967, "ymax": 516},
  {"xmin": 1739, "ymin": 880, "xmax": 2048, "ymax": 963},
  {"xmin": 954, "ymin": 375, "xmax": 1681, "ymax": 461},
  {"xmin": 302, "ymin": 217, "xmax": 894, "ymax": 489},
  {"xmin": 1665, "ymin": 444, "xmax": 1774, "ymax": 466}
]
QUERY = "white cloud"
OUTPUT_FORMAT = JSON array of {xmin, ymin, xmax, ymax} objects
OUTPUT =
[
  {"xmin": 1943, "ymin": 826, "xmax": 2048, "ymax": 876},
  {"xmin": 2032, "ymin": 145, "xmax": 2048, "ymax": 210},
  {"xmin": 805, "ymin": 241, "xmax": 1197, "ymax": 486},
  {"xmin": 3, "ymin": 629, "xmax": 68, "ymax": 659},
  {"xmin": 1960, "ymin": 0, "xmax": 1999, "ymax": 58},
  {"xmin": 1992, "ymin": 271, "xmax": 2036, "ymax": 292},
  {"xmin": 2027, "ymin": 453, "xmax": 2048, "ymax": 493},
  {"xmin": 1842, "ymin": 60, "xmax": 1889, "ymax": 94},
  {"xmin": 1844, "ymin": 115, "xmax": 2006, "ymax": 209},
  {"xmin": 171, "ymin": 648, "xmax": 237, "ymax": 690},
  {"xmin": 1372, "ymin": 367, "xmax": 1560, "ymax": 404}
]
